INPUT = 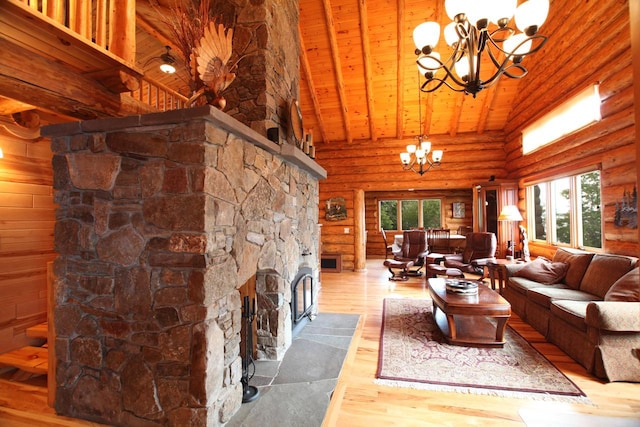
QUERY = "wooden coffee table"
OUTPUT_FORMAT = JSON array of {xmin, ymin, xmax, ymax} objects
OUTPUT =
[{"xmin": 427, "ymin": 278, "xmax": 511, "ymax": 347}]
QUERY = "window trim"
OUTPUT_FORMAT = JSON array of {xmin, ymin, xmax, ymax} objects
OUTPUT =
[
  {"xmin": 379, "ymin": 198, "xmax": 444, "ymax": 230},
  {"xmin": 525, "ymin": 168, "xmax": 603, "ymax": 251},
  {"xmin": 522, "ymin": 84, "xmax": 601, "ymax": 155}
]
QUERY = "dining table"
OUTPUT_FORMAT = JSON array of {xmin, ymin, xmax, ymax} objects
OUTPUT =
[{"xmin": 393, "ymin": 233, "xmax": 466, "ymax": 253}]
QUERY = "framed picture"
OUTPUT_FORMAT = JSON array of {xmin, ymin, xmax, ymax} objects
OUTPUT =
[
  {"xmin": 326, "ymin": 197, "xmax": 347, "ymax": 221},
  {"xmin": 452, "ymin": 202, "xmax": 465, "ymax": 219}
]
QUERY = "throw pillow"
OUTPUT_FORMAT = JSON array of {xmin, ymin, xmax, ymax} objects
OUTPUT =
[
  {"xmin": 552, "ymin": 248, "xmax": 595, "ymax": 289},
  {"xmin": 604, "ymin": 268, "xmax": 640, "ymax": 302},
  {"xmin": 514, "ymin": 258, "xmax": 569, "ymax": 285}
]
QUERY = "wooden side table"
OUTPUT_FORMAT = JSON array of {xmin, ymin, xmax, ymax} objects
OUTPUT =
[{"xmin": 486, "ymin": 259, "xmax": 522, "ymax": 294}]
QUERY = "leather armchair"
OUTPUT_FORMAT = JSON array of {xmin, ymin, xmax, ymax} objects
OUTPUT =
[
  {"xmin": 444, "ymin": 232, "xmax": 497, "ymax": 275},
  {"xmin": 394, "ymin": 230, "xmax": 429, "ymax": 276}
]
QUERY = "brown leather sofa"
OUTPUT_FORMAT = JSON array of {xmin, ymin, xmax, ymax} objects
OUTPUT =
[{"xmin": 503, "ymin": 248, "xmax": 639, "ymax": 382}]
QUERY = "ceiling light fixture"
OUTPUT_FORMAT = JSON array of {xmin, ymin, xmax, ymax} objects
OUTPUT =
[
  {"xmin": 144, "ymin": 46, "xmax": 177, "ymax": 74},
  {"xmin": 399, "ymin": 74, "xmax": 443, "ymax": 176},
  {"xmin": 159, "ymin": 46, "xmax": 177, "ymax": 74},
  {"xmin": 414, "ymin": 0, "xmax": 549, "ymax": 97}
]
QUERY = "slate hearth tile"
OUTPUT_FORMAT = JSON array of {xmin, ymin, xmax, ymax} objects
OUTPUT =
[
  {"xmin": 271, "ymin": 338, "xmax": 347, "ymax": 385},
  {"xmin": 227, "ymin": 380, "xmax": 336, "ymax": 427}
]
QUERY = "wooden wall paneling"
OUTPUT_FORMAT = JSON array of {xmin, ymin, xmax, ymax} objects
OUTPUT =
[
  {"xmin": 0, "ymin": 136, "xmax": 55, "ymax": 355},
  {"xmin": 47, "ymin": 261, "xmax": 55, "ymax": 406},
  {"xmin": 632, "ymin": 0, "xmax": 640, "ymax": 251},
  {"xmin": 362, "ymin": 189, "xmax": 473, "ymax": 259},
  {"xmin": 317, "ymin": 135, "xmax": 501, "ymax": 269},
  {"xmin": 505, "ymin": 0, "xmax": 627, "ymax": 136}
]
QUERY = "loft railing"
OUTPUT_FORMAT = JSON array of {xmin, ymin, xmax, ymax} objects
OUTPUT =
[
  {"xmin": 131, "ymin": 77, "xmax": 190, "ymax": 112},
  {"xmin": 12, "ymin": 0, "xmax": 187, "ymax": 112},
  {"xmin": 16, "ymin": 0, "xmax": 136, "ymax": 64}
]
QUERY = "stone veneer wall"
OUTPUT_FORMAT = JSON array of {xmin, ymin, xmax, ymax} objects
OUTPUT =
[
  {"xmin": 44, "ymin": 106, "xmax": 325, "ymax": 426},
  {"xmin": 220, "ymin": 0, "xmax": 300, "ymax": 140}
]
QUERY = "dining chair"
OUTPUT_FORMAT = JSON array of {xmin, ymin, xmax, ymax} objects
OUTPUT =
[{"xmin": 380, "ymin": 228, "xmax": 394, "ymax": 258}]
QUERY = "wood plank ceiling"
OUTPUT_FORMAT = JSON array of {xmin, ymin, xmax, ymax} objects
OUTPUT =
[
  {"xmin": 0, "ymin": 0, "xmax": 551, "ymax": 143},
  {"xmin": 296, "ymin": 0, "xmax": 529, "ymax": 144}
]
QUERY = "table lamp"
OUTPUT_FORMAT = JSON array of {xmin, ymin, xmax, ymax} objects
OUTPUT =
[{"xmin": 498, "ymin": 205, "xmax": 523, "ymax": 260}]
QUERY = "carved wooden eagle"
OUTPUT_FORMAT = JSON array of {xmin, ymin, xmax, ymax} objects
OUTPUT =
[{"xmin": 188, "ymin": 22, "xmax": 236, "ymax": 109}]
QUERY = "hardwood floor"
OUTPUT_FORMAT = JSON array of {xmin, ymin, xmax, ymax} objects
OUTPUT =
[
  {"xmin": 0, "ymin": 259, "xmax": 638, "ymax": 426},
  {"xmin": 320, "ymin": 259, "xmax": 640, "ymax": 426}
]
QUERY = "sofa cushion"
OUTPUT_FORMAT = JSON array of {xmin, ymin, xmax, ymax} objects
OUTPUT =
[
  {"xmin": 527, "ymin": 287, "xmax": 598, "ymax": 309},
  {"xmin": 581, "ymin": 255, "xmax": 638, "ymax": 299},
  {"xmin": 550, "ymin": 300, "xmax": 589, "ymax": 332},
  {"xmin": 604, "ymin": 268, "xmax": 640, "ymax": 302},
  {"xmin": 513, "ymin": 258, "xmax": 569, "ymax": 285},
  {"xmin": 552, "ymin": 248, "xmax": 595, "ymax": 290},
  {"xmin": 508, "ymin": 276, "xmax": 568, "ymax": 296}
]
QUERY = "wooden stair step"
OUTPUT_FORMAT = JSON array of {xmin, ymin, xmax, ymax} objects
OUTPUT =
[
  {"xmin": 0, "ymin": 346, "xmax": 48, "ymax": 375},
  {"xmin": 26, "ymin": 322, "xmax": 48, "ymax": 339}
]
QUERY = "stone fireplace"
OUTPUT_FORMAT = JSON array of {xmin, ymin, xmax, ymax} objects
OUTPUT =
[{"xmin": 44, "ymin": 106, "xmax": 326, "ymax": 425}]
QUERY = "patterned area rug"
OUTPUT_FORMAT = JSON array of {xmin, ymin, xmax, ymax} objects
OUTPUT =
[{"xmin": 376, "ymin": 298, "xmax": 590, "ymax": 403}]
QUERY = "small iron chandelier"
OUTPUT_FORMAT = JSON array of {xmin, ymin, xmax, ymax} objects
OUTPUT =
[
  {"xmin": 399, "ymin": 76, "xmax": 443, "ymax": 176},
  {"xmin": 414, "ymin": 0, "xmax": 549, "ymax": 97}
]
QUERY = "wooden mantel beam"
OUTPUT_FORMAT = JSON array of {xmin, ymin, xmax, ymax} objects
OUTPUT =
[{"xmin": 0, "ymin": 38, "xmax": 153, "ymax": 121}]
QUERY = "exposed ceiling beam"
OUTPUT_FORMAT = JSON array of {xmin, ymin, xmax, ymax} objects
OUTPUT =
[
  {"xmin": 0, "ymin": 38, "xmax": 154, "ymax": 120},
  {"xmin": 358, "ymin": 0, "xmax": 377, "ymax": 141},
  {"xmin": 0, "ymin": 97, "xmax": 36, "ymax": 116},
  {"xmin": 136, "ymin": 14, "xmax": 178, "ymax": 55},
  {"xmin": 299, "ymin": 27, "xmax": 329, "ymax": 144},
  {"xmin": 322, "ymin": 0, "xmax": 352, "ymax": 143},
  {"xmin": 477, "ymin": 83, "xmax": 498, "ymax": 134},
  {"xmin": 449, "ymin": 94, "xmax": 464, "ymax": 137}
]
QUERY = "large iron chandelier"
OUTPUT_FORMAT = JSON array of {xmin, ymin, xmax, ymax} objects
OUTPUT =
[
  {"xmin": 414, "ymin": 0, "xmax": 549, "ymax": 97},
  {"xmin": 399, "ymin": 78, "xmax": 443, "ymax": 176}
]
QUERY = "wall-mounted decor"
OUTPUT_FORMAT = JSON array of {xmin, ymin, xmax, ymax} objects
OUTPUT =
[
  {"xmin": 326, "ymin": 197, "xmax": 347, "ymax": 221},
  {"xmin": 614, "ymin": 186, "xmax": 637, "ymax": 229},
  {"xmin": 452, "ymin": 202, "xmax": 465, "ymax": 219}
]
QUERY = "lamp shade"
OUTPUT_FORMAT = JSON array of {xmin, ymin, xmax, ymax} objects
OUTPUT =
[
  {"xmin": 413, "ymin": 22, "xmax": 440, "ymax": 50},
  {"xmin": 515, "ymin": 0, "xmax": 549, "ymax": 33},
  {"xmin": 443, "ymin": 22, "xmax": 459, "ymax": 46},
  {"xmin": 160, "ymin": 63, "xmax": 176, "ymax": 74},
  {"xmin": 498, "ymin": 205, "xmax": 523, "ymax": 221},
  {"xmin": 488, "ymin": 0, "xmax": 517, "ymax": 26},
  {"xmin": 432, "ymin": 150, "xmax": 443, "ymax": 163},
  {"xmin": 417, "ymin": 52, "xmax": 441, "ymax": 72},
  {"xmin": 503, "ymin": 33, "xmax": 533, "ymax": 57},
  {"xmin": 445, "ymin": 0, "xmax": 469, "ymax": 21}
]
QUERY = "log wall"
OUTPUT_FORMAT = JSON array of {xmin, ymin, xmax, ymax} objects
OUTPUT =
[
  {"xmin": 315, "ymin": 2, "xmax": 639, "ymax": 269},
  {"xmin": 503, "ymin": 0, "xmax": 638, "ymax": 258},
  {"xmin": 315, "ymin": 132, "xmax": 504, "ymax": 270},
  {"xmin": 0, "ymin": 134, "xmax": 55, "ymax": 354}
]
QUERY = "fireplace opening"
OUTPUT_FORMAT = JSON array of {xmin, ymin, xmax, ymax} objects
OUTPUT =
[{"xmin": 291, "ymin": 266, "xmax": 314, "ymax": 336}]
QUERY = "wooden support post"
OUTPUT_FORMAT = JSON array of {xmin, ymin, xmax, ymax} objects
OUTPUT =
[
  {"xmin": 108, "ymin": 0, "xmax": 136, "ymax": 65},
  {"xmin": 354, "ymin": 189, "xmax": 367, "ymax": 272}
]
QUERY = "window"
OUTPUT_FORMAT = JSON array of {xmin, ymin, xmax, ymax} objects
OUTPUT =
[
  {"xmin": 526, "ymin": 170, "xmax": 602, "ymax": 250},
  {"xmin": 380, "ymin": 198, "xmax": 442, "ymax": 230},
  {"xmin": 522, "ymin": 84, "xmax": 601, "ymax": 154}
]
